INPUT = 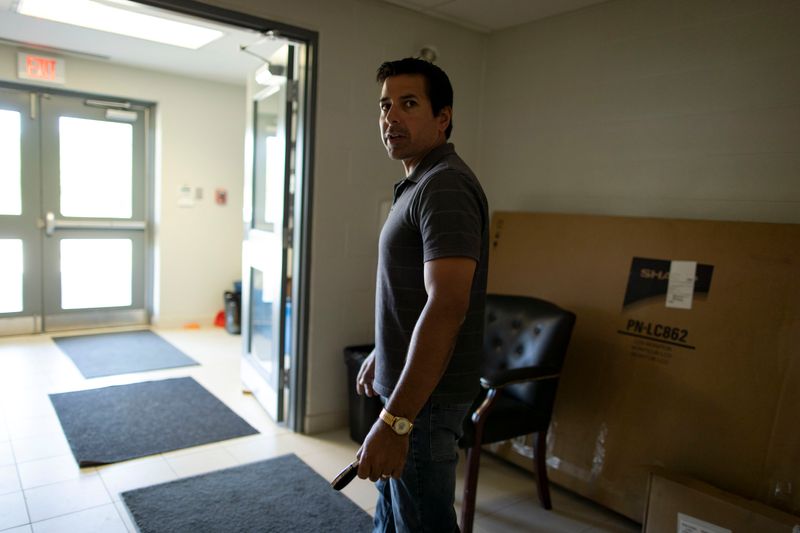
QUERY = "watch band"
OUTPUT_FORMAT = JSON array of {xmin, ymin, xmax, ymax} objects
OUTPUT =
[{"xmin": 379, "ymin": 408, "xmax": 413, "ymax": 435}]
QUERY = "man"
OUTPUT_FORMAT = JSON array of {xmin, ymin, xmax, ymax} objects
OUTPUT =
[{"xmin": 356, "ymin": 57, "xmax": 489, "ymax": 532}]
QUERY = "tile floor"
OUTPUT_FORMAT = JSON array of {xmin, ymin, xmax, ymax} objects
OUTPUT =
[{"xmin": 0, "ymin": 327, "xmax": 642, "ymax": 532}]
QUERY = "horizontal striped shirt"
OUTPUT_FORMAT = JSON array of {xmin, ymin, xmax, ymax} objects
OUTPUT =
[{"xmin": 373, "ymin": 143, "xmax": 489, "ymax": 403}]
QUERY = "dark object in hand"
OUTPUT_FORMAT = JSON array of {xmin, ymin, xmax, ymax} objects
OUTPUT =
[{"xmin": 331, "ymin": 459, "xmax": 359, "ymax": 491}]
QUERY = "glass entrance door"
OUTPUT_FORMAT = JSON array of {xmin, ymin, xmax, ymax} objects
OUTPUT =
[
  {"xmin": 0, "ymin": 86, "xmax": 149, "ymax": 335},
  {"xmin": 241, "ymin": 41, "xmax": 304, "ymax": 424},
  {"xmin": 40, "ymin": 93, "xmax": 148, "ymax": 331},
  {"xmin": 0, "ymin": 86, "xmax": 41, "ymax": 335}
]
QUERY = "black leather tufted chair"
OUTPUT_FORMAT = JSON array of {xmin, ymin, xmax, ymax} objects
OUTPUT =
[{"xmin": 458, "ymin": 294, "xmax": 576, "ymax": 533}]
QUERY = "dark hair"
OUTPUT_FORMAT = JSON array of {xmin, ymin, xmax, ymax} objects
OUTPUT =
[{"xmin": 376, "ymin": 57, "xmax": 454, "ymax": 139}]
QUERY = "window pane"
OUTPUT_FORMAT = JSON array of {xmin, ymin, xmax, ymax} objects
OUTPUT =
[
  {"xmin": 59, "ymin": 117, "xmax": 132, "ymax": 218},
  {"xmin": 0, "ymin": 240, "xmax": 23, "ymax": 313},
  {"xmin": 60, "ymin": 239, "xmax": 132, "ymax": 309},
  {"xmin": 263, "ymin": 135, "xmax": 285, "ymax": 226},
  {"xmin": 250, "ymin": 268, "xmax": 275, "ymax": 372},
  {"xmin": 0, "ymin": 110, "xmax": 22, "ymax": 216}
]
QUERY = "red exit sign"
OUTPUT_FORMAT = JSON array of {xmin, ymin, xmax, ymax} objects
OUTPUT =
[
  {"xmin": 26, "ymin": 55, "xmax": 56, "ymax": 79},
  {"xmin": 17, "ymin": 52, "xmax": 65, "ymax": 84}
]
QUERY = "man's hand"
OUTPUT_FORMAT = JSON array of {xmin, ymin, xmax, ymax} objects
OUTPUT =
[
  {"xmin": 356, "ymin": 350, "xmax": 377, "ymax": 397},
  {"xmin": 356, "ymin": 420, "xmax": 409, "ymax": 481}
]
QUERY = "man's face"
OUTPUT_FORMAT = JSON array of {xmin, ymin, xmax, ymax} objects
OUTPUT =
[{"xmin": 379, "ymin": 74, "xmax": 450, "ymax": 173}]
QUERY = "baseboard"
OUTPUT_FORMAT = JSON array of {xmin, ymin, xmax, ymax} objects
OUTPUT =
[{"xmin": 304, "ymin": 410, "xmax": 349, "ymax": 435}]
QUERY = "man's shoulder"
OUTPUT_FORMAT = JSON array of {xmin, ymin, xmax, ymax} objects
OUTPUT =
[
  {"xmin": 419, "ymin": 154, "xmax": 478, "ymax": 187},
  {"xmin": 412, "ymin": 143, "xmax": 475, "ymax": 181},
  {"xmin": 410, "ymin": 163, "xmax": 487, "ymax": 223},
  {"xmin": 421, "ymin": 160, "xmax": 484, "ymax": 205},
  {"xmin": 411, "ymin": 171, "xmax": 480, "ymax": 213}
]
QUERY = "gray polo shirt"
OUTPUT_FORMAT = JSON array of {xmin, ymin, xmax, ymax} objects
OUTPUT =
[{"xmin": 373, "ymin": 142, "xmax": 489, "ymax": 403}]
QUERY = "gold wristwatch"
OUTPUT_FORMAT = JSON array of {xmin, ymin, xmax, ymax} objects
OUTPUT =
[{"xmin": 379, "ymin": 408, "xmax": 413, "ymax": 435}]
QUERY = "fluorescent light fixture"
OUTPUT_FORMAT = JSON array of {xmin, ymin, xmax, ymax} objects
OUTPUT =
[{"xmin": 17, "ymin": 0, "xmax": 224, "ymax": 50}]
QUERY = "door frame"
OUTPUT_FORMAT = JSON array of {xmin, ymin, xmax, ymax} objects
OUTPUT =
[
  {"xmin": 0, "ymin": 80, "xmax": 157, "ymax": 335},
  {"xmin": 137, "ymin": 0, "xmax": 317, "ymax": 434}
]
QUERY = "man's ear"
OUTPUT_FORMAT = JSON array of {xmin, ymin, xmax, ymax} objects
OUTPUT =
[{"xmin": 437, "ymin": 106, "xmax": 452, "ymax": 134}]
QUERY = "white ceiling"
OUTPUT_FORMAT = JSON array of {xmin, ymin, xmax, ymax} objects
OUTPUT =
[
  {"xmin": 380, "ymin": 0, "xmax": 609, "ymax": 33},
  {"xmin": 0, "ymin": 0, "xmax": 608, "ymax": 85},
  {"xmin": 0, "ymin": 0, "xmax": 285, "ymax": 85}
]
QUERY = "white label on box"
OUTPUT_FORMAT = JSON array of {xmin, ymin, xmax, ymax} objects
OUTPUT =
[
  {"xmin": 677, "ymin": 513, "xmax": 731, "ymax": 533},
  {"xmin": 666, "ymin": 261, "xmax": 697, "ymax": 310}
]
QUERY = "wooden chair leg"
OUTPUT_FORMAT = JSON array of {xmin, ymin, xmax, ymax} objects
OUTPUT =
[
  {"xmin": 460, "ymin": 388, "xmax": 497, "ymax": 533},
  {"xmin": 533, "ymin": 430, "xmax": 552, "ymax": 510},
  {"xmin": 460, "ymin": 445, "xmax": 482, "ymax": 533}
]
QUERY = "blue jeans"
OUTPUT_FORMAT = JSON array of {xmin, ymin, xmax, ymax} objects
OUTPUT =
[{"xmin": 373, "ymin": 399, "xmax": 472, "ymax": 533}]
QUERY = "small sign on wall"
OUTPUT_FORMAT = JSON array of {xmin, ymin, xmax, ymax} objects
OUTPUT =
[
  {"xmin": 178, "ymin": 185, "xmax": 195, "ymax": 207},
  {"xmin": 17, "ymin": 52, "xmax": 66, "ymax": 84}
]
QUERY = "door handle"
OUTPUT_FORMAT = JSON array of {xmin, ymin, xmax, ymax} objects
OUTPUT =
[
  {"xmin": 45, "ymin": 211, "xmax": 55, "ymax": 236},
  {"xmin": 43, "ymin": 212, "xmax": 146, "ymax": 236}
]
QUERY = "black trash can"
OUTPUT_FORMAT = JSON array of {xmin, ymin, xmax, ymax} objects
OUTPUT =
[
  {"xmin": 344, "ymin": 344, "xmax": 383, "ymax": 444},
  {"xmin": 224, "ymin": 291, "xmax": 241, "ymax": 334}
]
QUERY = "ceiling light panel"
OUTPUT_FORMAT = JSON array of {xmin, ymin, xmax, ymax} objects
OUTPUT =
[{"xmin": 17, "ymin": 0, "xmax": 223, "ymax": 49}]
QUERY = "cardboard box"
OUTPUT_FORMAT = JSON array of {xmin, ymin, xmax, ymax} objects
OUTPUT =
[
  {"xmin": 486, "ymin": 212, "xmax": 800, "ymax": 522},
  {"xmin": 643, "ymin": 470, "xmax": 800, "ymax": 533}
]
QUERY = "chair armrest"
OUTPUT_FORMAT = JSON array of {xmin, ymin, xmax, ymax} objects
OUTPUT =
[{"xmin": 480, "ymin": 366, "xmax": 560, "ymax": 389}]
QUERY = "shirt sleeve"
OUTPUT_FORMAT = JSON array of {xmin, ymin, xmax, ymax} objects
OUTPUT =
[{"xmin": 414, "ymin": 171, "xmax": 483, "ymax": 263}]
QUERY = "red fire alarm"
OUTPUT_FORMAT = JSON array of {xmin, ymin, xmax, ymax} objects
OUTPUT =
[{"xmin": 215, "ymin": 188, "xmax": 227, "ymax": 205}]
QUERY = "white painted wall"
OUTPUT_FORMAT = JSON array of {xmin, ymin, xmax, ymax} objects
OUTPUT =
[
  {"xmin": 202, "ymin": 0, "xmax": 488, "ymax": 432},
  {"xmin": 0, "ymin": 43, "xmax": 246, "ymax": 327},
  {"xmin": 481, "ymin": 0, "xmax": 800, "ymax": 223}
]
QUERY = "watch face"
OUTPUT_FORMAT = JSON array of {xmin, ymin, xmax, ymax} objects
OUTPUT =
[{"xmin": 394, "ymin": 418, "xmax": 411, "ymax": 435}]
